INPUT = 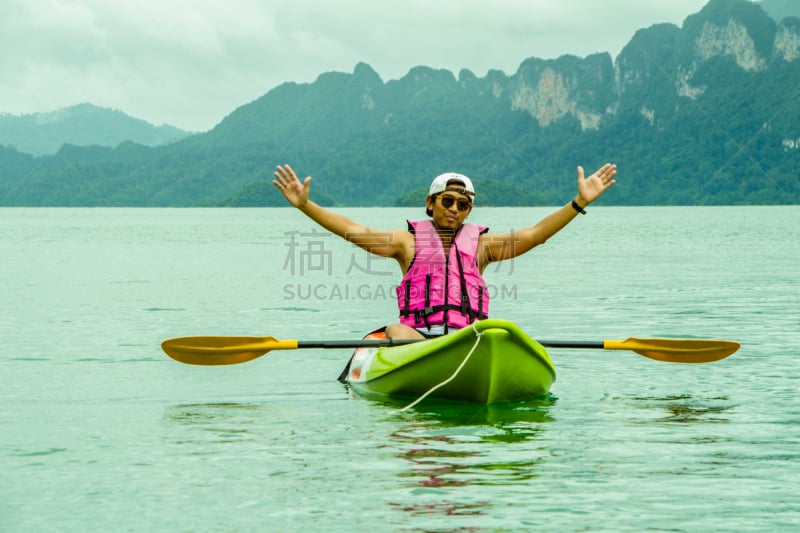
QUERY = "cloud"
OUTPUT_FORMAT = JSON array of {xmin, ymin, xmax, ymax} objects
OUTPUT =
[{"xmin": 0, "ymin": 0, "xmax": 711, "ymax": 131}]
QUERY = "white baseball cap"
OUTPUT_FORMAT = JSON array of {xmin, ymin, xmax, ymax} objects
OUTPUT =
[{"xmin": 428, "ymin": 172, "xmax": 476, "ymax": 199}]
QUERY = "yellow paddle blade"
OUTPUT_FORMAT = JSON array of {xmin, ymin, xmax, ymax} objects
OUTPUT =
[
  {"xmin": 161, "ymin": 336, "xmax": 298, "ymax": 365},
  {"xmin": 604, "ymin": 338, "xmax": 740, "ymax": 363}
]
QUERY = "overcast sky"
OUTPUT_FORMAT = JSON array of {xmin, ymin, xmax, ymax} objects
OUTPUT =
[{"xmin": 1, "ymin": 0, "xmax": 713, "ymax": 131}]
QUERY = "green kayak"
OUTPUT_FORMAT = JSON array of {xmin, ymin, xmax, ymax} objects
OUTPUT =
[{"xmin": 343, "ymin": 319, "xmax": 556, "ymax": 404}]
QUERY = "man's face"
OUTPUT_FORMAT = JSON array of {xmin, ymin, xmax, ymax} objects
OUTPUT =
[{"xmin": 427, "ymin": 189, "xmax": 473, "ymax": 231}]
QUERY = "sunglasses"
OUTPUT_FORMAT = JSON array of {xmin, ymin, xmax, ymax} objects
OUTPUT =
[{"xmin": 438, "ymin": 195, "xmax": 472, "ymax": 212}]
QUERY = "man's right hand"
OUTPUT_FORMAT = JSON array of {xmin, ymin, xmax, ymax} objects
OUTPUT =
[{"xmin": 273, "ymin": 164, "xmax": 310, "ymax": 208}]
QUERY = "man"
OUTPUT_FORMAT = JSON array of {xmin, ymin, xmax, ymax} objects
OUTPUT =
[{"xmin": 273, "ymin": 163, "xmax": 616, "ymax": 339}]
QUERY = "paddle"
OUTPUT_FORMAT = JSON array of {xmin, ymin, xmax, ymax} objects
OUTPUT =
[{"xmin": 161, "ymin": 335, "xmax": 739, "ymax": 366}]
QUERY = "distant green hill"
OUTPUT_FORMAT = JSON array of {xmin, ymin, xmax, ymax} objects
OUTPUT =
[
  {"xmin": 395, "ymin": 180, "xmax": 549, "ymax": 208},
  {"xmin": 218, "ymin": 180, "xmax": 336, "ymax": 207},
  {"xmin": 0, "ymin": 103, "xmax": 193, "ymax": 156}
]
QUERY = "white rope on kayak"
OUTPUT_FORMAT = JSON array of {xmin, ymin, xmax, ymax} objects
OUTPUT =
[{"xmin": 393, "ymin": 323, "xmax": 484, "ymax": 413}]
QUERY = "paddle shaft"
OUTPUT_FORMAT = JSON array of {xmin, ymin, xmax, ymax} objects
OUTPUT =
[
  {"xmin": 297, "ymin": 339, "xmax": 421, "ymax": 349},
  {"xmin": 296, "ymin": 339, "xmax": 603, "ymax": 350}
]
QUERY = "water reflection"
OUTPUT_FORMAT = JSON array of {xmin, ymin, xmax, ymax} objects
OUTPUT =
[
  {"xmin": 625, "ymin": 394, "xmax": 735, "ymax": 424},
  {"xmin": 384, "ymin": 399, "xmax": 555, "ymax": 522},
  {"xmin": 388, "ymin": 499, "xmax": 489, "ymax": 518},
  {"xmin": 163, "ymin": 403, "xmax": 269, "ymax": 446},
  {"xmin": 374, "ymin": 395, "xmax": 556, "ymax": 425}
]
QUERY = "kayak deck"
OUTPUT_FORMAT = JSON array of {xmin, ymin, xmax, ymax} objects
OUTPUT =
[{"xmin": 345, "ymin": 319, "xmax": 556, "ymax": 404}]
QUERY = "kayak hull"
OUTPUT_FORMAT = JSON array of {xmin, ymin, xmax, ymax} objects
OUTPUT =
[{"xmin": 345, "ymin": 319, "xmax": 556, "ymax": 404}]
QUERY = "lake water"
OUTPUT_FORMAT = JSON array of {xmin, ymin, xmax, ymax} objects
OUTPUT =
[{"xmin": 1, "ymin": 206, "xmax": 798, "ymax": 532}]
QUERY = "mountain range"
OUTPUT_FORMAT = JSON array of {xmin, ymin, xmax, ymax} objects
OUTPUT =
[{"xmin": 1, "ymin": 0, "xmax": 798, "ymax": 207}]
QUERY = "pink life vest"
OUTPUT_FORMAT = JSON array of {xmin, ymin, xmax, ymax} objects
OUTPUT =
[{"xmin": 396, "ymin": 220, "xmax": 489, "ymax": 332}]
